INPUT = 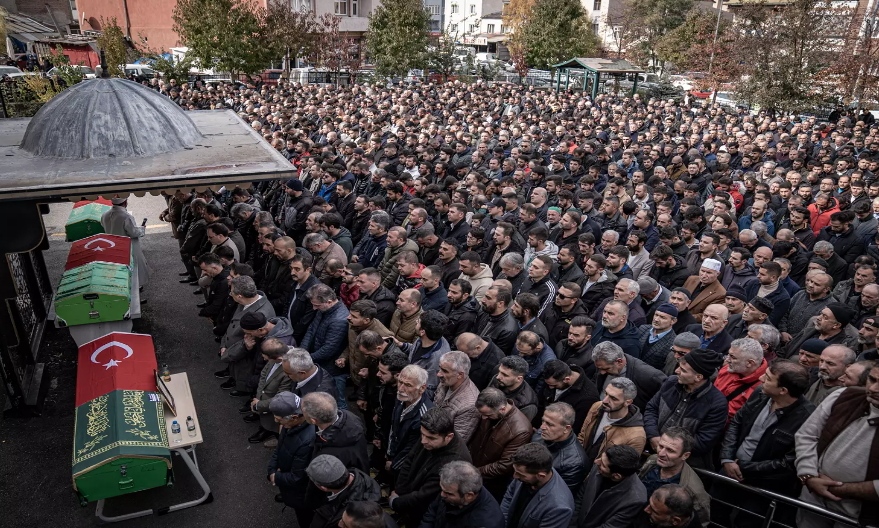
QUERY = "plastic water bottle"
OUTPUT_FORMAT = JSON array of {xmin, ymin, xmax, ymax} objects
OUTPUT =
[
  {"xmin": 186, "ymin": 416, "xmax": 197, "ymax": 437},
  {"xmin": 171, "ymin": 420, "xmax": 182, "ymax": 444}
]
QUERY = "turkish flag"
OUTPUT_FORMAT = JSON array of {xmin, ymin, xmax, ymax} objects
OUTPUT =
[
  {"xmin": 75, "ymin": 332, "xmax": 159, "ymax": 406},
  {"xmin": 65, "ymin": 234, "xmax": 131, "ymax": 270},
  {"xmin": 73, "ymin": 197, "xmax": 113, "ymax": 209}
]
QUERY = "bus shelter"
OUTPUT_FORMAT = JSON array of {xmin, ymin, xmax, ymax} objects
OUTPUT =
[{"xmin": 550, "ymin": 57, "xmax": 645, "ymax": 99}]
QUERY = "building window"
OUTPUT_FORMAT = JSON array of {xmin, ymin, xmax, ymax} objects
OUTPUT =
[
  {"xmin": 469, "ymin": 24, "xmax": 476, "ymax": 33},
  {"xmin": 352, "ymin": 0, "xmax": 358, "ymax": 15},
  {"xmin": 451, "ymin": 23, "xmax": 458, "ymax": 32},
  {"xmin": 592, "ymin": 21, "xmax": 600, "ymax": 34},
  {"xmin": 593, "ymin": 0, "xmax": 601, "ymax": 10},
  {"xmin": 470, "ymin": 4, "xmax": 476, "ymax": 13},
  {"xmin": 487, "ymin": 23, "xmax": 495, "ymax": 32},
  {"xmin": 451, "ymin": 3, "xmax": 459, "ymax": 13},
  {"xmin": 501, "ymin": 24, "xmax": 507, "ymax": 33},
  {"xmin": 427, "ymin": 4, "xmax": 440, "ymax": 14},
  {"xmin": 334, "ymin": 0, "xmax": 347, "ymax": 15}
]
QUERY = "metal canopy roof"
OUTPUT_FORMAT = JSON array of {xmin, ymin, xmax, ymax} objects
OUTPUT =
[
  {"xmin": 0, "ymin": 110, "xmax": 297, "ymax": 203},
  {"xmin": 551, "ymin": 58, "xmax": 645, "ymax": 74}
]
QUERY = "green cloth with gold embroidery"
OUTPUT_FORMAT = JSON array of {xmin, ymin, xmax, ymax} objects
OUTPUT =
[{"xmin": 72, "ymin": 389, "xmax": 172, "ymax": 503}]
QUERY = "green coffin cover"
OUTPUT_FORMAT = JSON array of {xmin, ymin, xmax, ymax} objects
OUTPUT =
[
  {"xmin": 55, "ymin": 262, "xmax": 131, "ymax": 327},
  {"xmin": 73, "ymin": 390, "xmax": 172, "ymax": 502},
  {"xmin": 66, "ymin": 203, "xmax": 110, "ymax": 242}
]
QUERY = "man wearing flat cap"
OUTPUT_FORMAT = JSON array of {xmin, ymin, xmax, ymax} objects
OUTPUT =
[
  {"xmin": 101, "ymin": 195, "xmax": 149, "ymax": 289},
  {"xmin": 682, "ymin": 259, "xmax": 727, "ymax": 322},
  {"xmin": 637, "ymin": 302, "xmax": 679, "ymax": 371},
  {"xmin": 306, "ymin": 454, "xmax": 381, "ymax": 528},
  {"xmin": 267, "ymin": 391, "xmax": 315, "ymax": 526},
  {"xmin": 644, "ymin": 348, "xmax": 728, "ymax": 469},
  {"xmin": 725, "ymin": 297, "xmax": 774, "ymax": 340},
  {"xmin": 782, "ymin": 302, "xmax": 860, "ymax": 359}
]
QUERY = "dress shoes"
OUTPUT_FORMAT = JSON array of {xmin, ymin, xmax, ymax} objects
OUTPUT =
[
  {"xmin": 243, "ymin": 413, "xmax": 260, "ymax": 423},
  {"xmin": 229, "ymin": 390, "xmax": 249, "ymax": 397},
  {"xmin": 248, "ymin": 428, "xmax": 273, "ymax": 443},
  {"xmin": 219, "ymin": 378, "xmax": 236, "ymax": 390},
  {"xmin": 214, "ymin": 368, "xmax": 230, "ymax": 378},
  {"xmin": 196, "ymin": 302, "xmax": 208, "ymax": 308},
  {"xmin": 238, "ymin": 403, "xmax": 253, "ymax": 414},
  {"xmin": 179, "ymin": 277, "xmax": 196, "ymax": 283},
  {"xmin": 179, "ymin": 271, "xmax": 191, "ymax": 276}
]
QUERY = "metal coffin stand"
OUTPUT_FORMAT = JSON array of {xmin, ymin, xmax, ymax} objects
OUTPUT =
[{"xmin": 94, "ymin": 373, "xmax": 212, "ymax": 522}]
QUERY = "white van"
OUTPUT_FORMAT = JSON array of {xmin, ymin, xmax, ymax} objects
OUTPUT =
[{"xmin": 123, "ymin": 64, "xmax": 157, "ymax": 79}]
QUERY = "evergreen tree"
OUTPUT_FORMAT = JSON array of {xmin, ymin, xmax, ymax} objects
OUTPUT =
[
  {"xmin": 517, "ymin": 0, "xmax": 598, "ymax": 70},
  {"xmin": 365, "ymin": 0, "xmax": 431, "ymax": 78},
  {"xmin": 172, "ymin": 0, "xmax": 271, "ymax": 75}
]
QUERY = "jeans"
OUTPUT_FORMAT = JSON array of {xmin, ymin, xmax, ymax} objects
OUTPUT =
[{"xmin": 333, "ymin": 374, "xmax": 348, "ymax": 410}]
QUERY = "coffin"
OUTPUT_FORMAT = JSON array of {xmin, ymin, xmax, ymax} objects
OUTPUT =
[
  {"xmin": 55, "ymin": 262, "xmax": 131, "ymax": 327},
  {"xmin": 65, "ymin": 202, "xmax": 110, "ymax": 242}
]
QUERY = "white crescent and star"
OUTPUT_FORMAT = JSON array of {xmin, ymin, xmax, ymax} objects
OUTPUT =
[
  {"xmin": 90, "ymin": 341, "xmax": 134, "ymax": 369},
  {"xmin": 83, "ymin": 237, "xmax": 117, "ymax": 252}
]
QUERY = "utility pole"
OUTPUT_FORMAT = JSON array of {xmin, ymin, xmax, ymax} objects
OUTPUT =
[{"xmin": 707, "ymin": 0, "xmax": 724, "ymax": 103}]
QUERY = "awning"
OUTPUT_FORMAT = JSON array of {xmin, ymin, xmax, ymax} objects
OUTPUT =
[{"xmin": 0, "ymin": 110, "xmax": 297, "ymax": 203}]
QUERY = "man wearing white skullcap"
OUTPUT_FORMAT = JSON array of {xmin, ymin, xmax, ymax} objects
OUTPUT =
[{"xmin": 681, "ymin": 258, "xmax": 727, "ymax": 322}]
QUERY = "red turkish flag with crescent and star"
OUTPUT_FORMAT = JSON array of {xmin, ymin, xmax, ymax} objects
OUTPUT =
[
  {"xmin": 65, "ymin": 234, "xmax": 132, "ymax": 271},
  {"xmin": 75, "ymin": 332, "xmax": 159, "ymax": 406}
]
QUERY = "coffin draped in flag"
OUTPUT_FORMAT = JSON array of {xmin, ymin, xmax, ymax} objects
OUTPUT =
[
  {"xmin": 72, "ymin": 332, "xmax": 171, "ymax": 503},
  {"xmin": 65, "ymin": 233, "xmax": 132, "ymax": 271}
]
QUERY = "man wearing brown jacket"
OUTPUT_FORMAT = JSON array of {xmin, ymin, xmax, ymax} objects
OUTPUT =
[
  {"xmin": 578, "ymin": 377, "xmax": 647, "ymax": 477},
  {"xmin": 468, "ymin": 387, "xmax": 533, "ymax": 501},
  {"xmin": 682, "ymin": 258, "xmax": 727, "ymax": 322}
]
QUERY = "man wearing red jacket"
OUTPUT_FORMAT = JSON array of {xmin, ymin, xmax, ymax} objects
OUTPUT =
[
  {"xmin": 714, "ymin": 337, "xmax": 768, "ymax": 421},
  {"xmin": 807, "ymin": 193, "xmax": 840, "ymax": 235}
]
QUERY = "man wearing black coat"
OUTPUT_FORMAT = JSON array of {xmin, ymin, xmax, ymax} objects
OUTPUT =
[
  {"xmin": 456, "ymin": 333, "xmax": 505, "ymax": 391},
  {"xmin": 419, "ymin": 460, "xmax": 504, "ymax": 528},
  {"xmin": 302, "ymin": 392, "xmax": 370, "ymax": 474},
  {"xmin": 592, "ymin": 346, "xmax": 667, "ymax": 413},
  {"xmin": 443, "ymin": 280, "xmax": 479, "ymax": 343},
  {"xmin": 286, "ymin": 254, "xmax": 320, "ymax": 343},
  {"xmin": 267, "ymin": 392, "xmax": 316, "ymax": 528},
  {"xmin": 196, "ymin": 254, "xmax": 230, "ymax": 321},
  {"xmin": 391, "ymin": 408, "xmax": 472, "ymax": 526},
  {"xmin": 537, "ymin": 361, "xmax": 600, "ymax": 432}
]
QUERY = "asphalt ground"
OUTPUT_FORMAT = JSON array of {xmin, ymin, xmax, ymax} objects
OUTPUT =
[{"xmin": 0, "ymin": 196, "xmax": 292, "ymax": 527}]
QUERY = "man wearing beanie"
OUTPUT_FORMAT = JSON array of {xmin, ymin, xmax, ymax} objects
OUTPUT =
[
  {"xmin": 637, "ymin": 302, "xmax": 678, "ymax": 371},
  {"xmin": 218, "ymin": 277, "xmax": 276, "ymax": 394},
  {"xmin": 644, "ymin": 348, "xmax": 728, "ymax": 469},
  {"xmin": 306, "ymin": 454, "xmax": 381, "ymax": 528},
  {"xmin": 782, "ymin": 302, "xmax": 860, "ymax": 359},
  {"xmin": 281, "ymin": 178, "xmax": 314, "ymax": 246},
  {"xmin": 724, "ymin": 285, "xmax": 749, "ymax": 316}
]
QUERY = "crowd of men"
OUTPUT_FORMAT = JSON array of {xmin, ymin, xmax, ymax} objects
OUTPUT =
[{"xmin": 153, "ymin": 77, "xmax": 879, "ymax": 528}]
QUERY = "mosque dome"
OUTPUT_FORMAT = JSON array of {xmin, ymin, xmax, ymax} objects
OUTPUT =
[{"xmin": 20, "ymin": 78, "xmax": 203, "ymax": 159}]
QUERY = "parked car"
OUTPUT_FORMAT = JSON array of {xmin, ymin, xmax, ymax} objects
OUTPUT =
[
  {"xmin": 604, "ymin": 72, "xmax": 662, "ymax": 94},
  {"xmin": 1, "ymin": 65, "xmax": 23, "ymax": 79},
  {"xmin": 47, "ymin": 65, "xmax": 97, "ymax": 80}
]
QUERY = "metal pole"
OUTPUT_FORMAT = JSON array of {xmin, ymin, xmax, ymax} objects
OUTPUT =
[{"xmin": 708, "ymin": 0, "xmax": 724, "ymax": 104}]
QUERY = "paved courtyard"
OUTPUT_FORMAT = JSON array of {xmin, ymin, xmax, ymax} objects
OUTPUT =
[{"xmin": 0, "ymin": 196, "xmax": 292, "ymax": 527}]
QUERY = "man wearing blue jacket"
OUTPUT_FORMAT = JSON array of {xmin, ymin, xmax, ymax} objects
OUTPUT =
[
  {"xmin": 501, "ymin": 443, "xmax": 574, "ymax": 528},
  {"xmin": 300, "ymin": 284, "xmax": 350, "ymax": 409}
]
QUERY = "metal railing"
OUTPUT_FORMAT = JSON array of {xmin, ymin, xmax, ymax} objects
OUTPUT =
[{"xmin": 693, "ymin": 468, "xmax": 869, "ymax": 528}]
